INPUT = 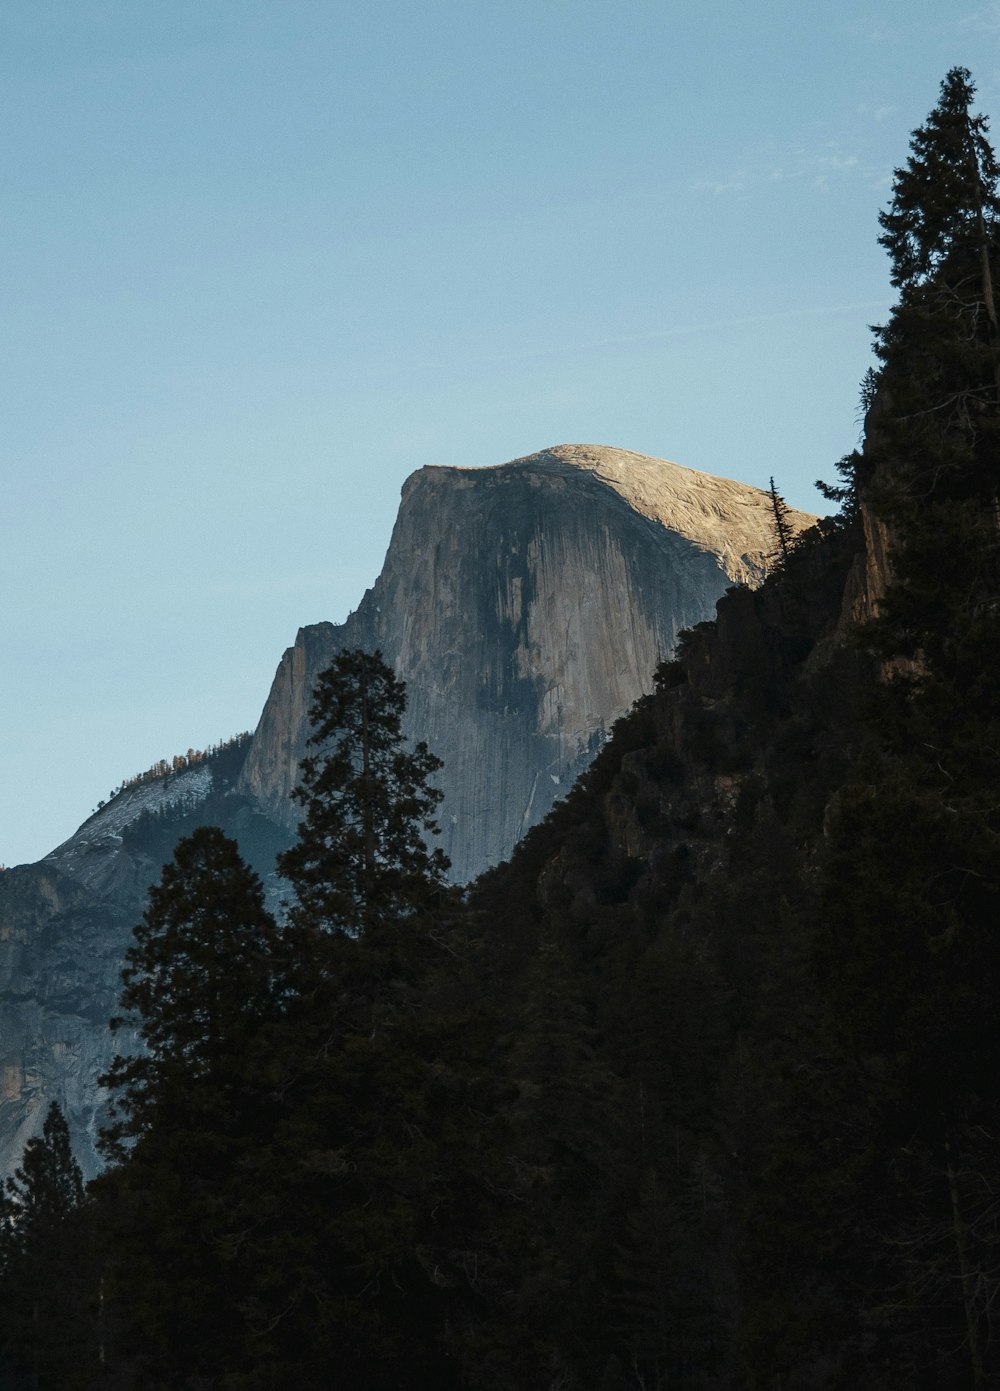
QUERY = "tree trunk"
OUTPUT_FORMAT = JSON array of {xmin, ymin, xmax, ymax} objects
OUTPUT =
[{"xmin": 946, "ymin": 1142, "xmax": 984, "ymax": 1390}]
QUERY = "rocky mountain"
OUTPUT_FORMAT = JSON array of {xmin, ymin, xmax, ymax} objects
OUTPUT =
[
  {"xmin": 240, "ymin": 444, "xmax": 813, "ymax": 881},
  {"xmin": 0, "ymin": 443, "xmax": 814, "ymax": 1178}
]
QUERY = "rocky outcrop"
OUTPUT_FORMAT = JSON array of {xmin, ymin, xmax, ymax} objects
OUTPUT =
[
  {"xmin": 0, "ymin": 767, "xmax": 228, "ymax": 1180},
  {"xmin": 240, "ymin": 444, "xmax": 814, "ymax": 881}
]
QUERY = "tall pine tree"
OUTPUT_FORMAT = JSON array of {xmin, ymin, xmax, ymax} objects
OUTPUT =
[
  {"xmin": 870, "ymin": 67, "xmax": 1000, "ymax": 512},
  {"xmin": 0, "ymin": 1103, "xmax": 95, "ymax": 1390},
  {"xmin": 278, "ymin": 647, "xmax": 449, "ymax": 951},
  {"xmin": 96, "ymin": 827, "xmax": 284, "ymax": 1387},
  {"xmin": 878, "ymin": 67, "xmax": 1000, "ymax": 300},
  {"xmin": 227, "ymin": 651, "xmax": 463, "ymax": 1388},
  {"xmin": 797, "ymin": 66, "xmax": 1000, "ymax": 1388}
]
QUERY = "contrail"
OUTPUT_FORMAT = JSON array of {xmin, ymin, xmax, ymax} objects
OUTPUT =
[{"xmin": 472, "ymin": 300, "xmax": 888, "ymax": 366}]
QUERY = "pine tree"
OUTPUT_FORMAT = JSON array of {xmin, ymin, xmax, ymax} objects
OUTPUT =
[
  {"xmin": 869, "ymin": 67, "xmax": 1000, "ymax": 513},
  {"xmin": 878, "ymin": 67, "xmax": 1000, "ymax": 302},
  {"xmin": 222, "ymin": 651, "xmax": 464, "ymax": 1386},
  {"xmin": 102, "ymin": 824, "xmax": 281, "ymax": 1152},
  {"xmin": 766, "ymin": 476, "xmax": 795, "ymax": 566},
  {"xmin": 96, "ymin": 827, "xmax": 283, "ymax": 1386},
  {"xmin": 2, "ymin": 1103, "xmax": 83, "ymax": 1239},
  {"xmin": 793, "ymin": 68, "xmax": 1000, "ymax": 1386},
  {"xmin": 0, "ymin": 1103, "xmax": 95, "ymax": 1389},
  {"xmin": 278, "ymin": 647, "xmax": 449, "ymax": 950}
]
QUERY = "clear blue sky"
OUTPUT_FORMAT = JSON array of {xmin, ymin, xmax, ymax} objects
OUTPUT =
[{"xmin": 3, "ymin": 0, "xmax": 997, "ymax": 866}]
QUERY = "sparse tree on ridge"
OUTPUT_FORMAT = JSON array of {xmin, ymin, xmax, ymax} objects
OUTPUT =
[{"xmin": 766, "ymin": 475, "xmax": 795, "ymax": 565}]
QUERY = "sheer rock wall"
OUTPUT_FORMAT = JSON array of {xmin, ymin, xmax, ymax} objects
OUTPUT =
[{"xmin": 239, "ymin": 444, "xmax": 814, "ymax": 881}]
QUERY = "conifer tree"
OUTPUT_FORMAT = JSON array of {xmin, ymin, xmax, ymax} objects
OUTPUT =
[
  {"xmin": 766, "ymin": 476, "xmax": 795, "ymax": 565},
  {"xmin": 278, "ymin": 647, "xmax": 449, "ymax": 950},
  {"xmin": 0, "ymin": 1103, "xmax": 95, "ymax": 1389},
  {"xmin": 795, "ymin": 67, "xmax": 1000, "ymax": 1386},
  {"xmin": 2, "ymin": 1102, "xmax": 83, "ymax": 1237},
  {"xmin": 878, "ymin": 67, "xmax": 1000, "ymax": 301},
  {"xmin": 225, "ymin": 651, "xmax": 463, "ymax": 1386},
  {"xmin": 102, "ymin": 824, "xmax": 281, "ymax": 1152},
  {"xmin": 869, "ymin": 67, "xmax": 1000, "ymax": 512},
  {"xmin": 97, "ymin": 827, "xmax": 283, "ymax": 1386}
]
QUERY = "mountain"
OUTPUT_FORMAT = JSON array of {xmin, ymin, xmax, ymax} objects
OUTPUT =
[
  {"xmin": 0, "ymin": 443, "xmax": 814, "ymax": 1179},
  {"xmin": 240, "ymin": 444, "xmax": 813, "ymax": 881}
]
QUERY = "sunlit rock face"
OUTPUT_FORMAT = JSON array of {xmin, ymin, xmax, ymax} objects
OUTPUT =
[{"xmin": 240, "ymin": 444, "xmax": 814, "ymax": 881}]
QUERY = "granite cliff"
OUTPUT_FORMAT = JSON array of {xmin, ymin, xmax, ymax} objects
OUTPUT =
[
  {"xmin": 239, "ymin": 444, "xmax": 814, "ymax": 881},
  {"xmin": 0, "ymin": 443, "xmax": 814, "ymax": 1178}
]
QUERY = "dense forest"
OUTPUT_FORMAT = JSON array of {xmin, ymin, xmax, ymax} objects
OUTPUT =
[{"xmin": 2, "ymin": 67, "xmax": 999, "ymax": 1389}]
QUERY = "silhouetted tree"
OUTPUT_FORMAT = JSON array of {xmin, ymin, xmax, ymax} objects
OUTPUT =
[
  {"xmin": 0, "ymin": 1103, "xmax": 94, "ymax": 1390},
  {"xmin": 222, "ymin": 651, "xmax": 464, "ymax": 1387},
  {"xmin": 878, "ymin": 67, "xmax": 999, "ymax": 303},
  {"xmin": 278, "ymin": 647, "xmax": 449, "ymax": 950},
  {"xmin": 97, "ymin": 827, "xmax": 283, "ymax": 1386},
  {"xmin": 766, "ymin": 476, "xmax": 795, "ymax": 565}
]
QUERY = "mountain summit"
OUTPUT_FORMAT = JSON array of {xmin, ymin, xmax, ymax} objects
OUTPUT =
[{"xmin": 240, "ymin": 444, "xmax": 813, "ymax": 880}]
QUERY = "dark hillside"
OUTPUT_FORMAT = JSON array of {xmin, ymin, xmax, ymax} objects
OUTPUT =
[
  {"xmin": 464, "ymin": 507, "xmax": 879, "ymax": 1386},
  {"xmin": 457, "ymin": 68, "xmax": 1000, "ymax": 1389}
]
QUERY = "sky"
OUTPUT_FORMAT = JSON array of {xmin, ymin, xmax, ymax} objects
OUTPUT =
[{"xmin": 3, "ymin": 0, "xmax": 999, "ymax": 867}]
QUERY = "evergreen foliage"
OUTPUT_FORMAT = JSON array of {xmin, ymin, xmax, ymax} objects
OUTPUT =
[
  {"xmin": 0, "ymin": 1104, "xmax": 95, "ymax": 1389},
  {"xmin": 248, "ymin": 649, "xmax": 465, "ymax": 1387},
  {"xmin": 95, "ymin": 827, "xmax": 284, "ymax": 1385},
  {"xmin": 878, "ymin": 67, "xmax": 1000, "ymax": 293},
  {"xmin": 91, "ymin": 651, "xmax": 466, "ymax": 1387},
  {"xmin": 101, "ymin": 824, "xmax": 281, "ymax": 1155},
  {"xmin": 766, "ymin": 474, "xmax": 796, "ymax": 565},
  {"xmin": 867, "ymin": 67, "xmax": 1000, "ymax": 514},
  {"xmin": 109, "ymin": 730, "xmax": 254, "ymax": 801},
  {"xmin": 815, "ymin": 450, "xmax": 861, "ymax": 523},
  {"xmin": 278, "ymin": 647, "xmax": 449, "ymax": 946}
]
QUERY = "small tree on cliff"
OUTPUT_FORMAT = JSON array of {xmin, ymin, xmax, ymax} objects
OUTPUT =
[{"xmin": 766, "ymin": 476, "xmax": 796, "ymax": 567}]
